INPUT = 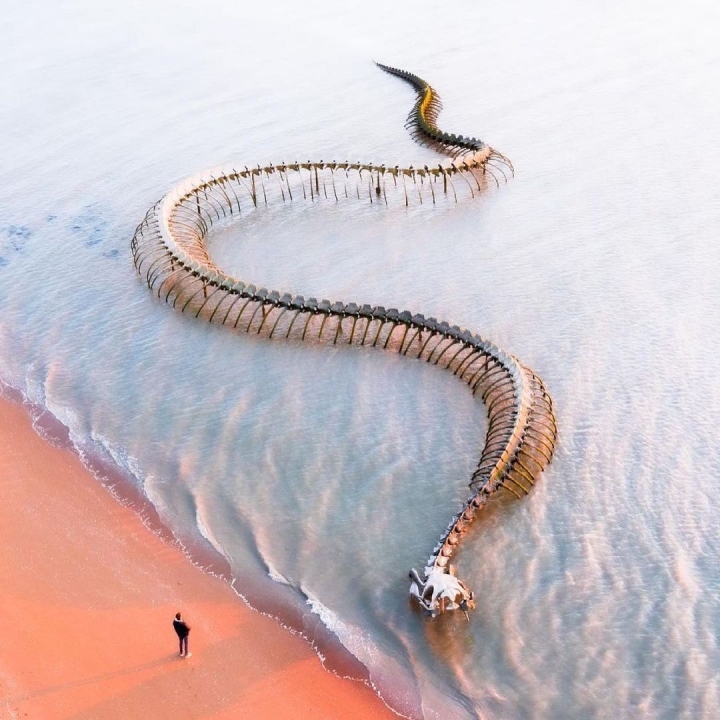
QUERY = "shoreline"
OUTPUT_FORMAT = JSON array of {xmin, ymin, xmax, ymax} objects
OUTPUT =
[{"xmin": 0, "ymin": 390, "xmax": 399, "ymax": 719}]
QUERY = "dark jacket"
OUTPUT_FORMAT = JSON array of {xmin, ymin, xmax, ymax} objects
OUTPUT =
[{"xmin": 173, "ymin": 619, "xmax": 191, "ymax": 638}]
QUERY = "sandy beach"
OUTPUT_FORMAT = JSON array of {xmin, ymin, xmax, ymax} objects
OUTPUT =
[{"xmin": 0, "ymin": 394, "xmax": 396, "ymax": 719}]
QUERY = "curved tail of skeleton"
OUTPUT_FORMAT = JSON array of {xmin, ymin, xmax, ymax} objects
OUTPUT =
[{"xmin": 131, "ymin": 62, "xmax": 556, "ymax": 618}]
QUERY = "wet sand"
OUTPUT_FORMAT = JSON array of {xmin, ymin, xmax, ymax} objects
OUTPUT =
[{"xmin": 0, "ymin": 395, "xmax": 396, "ymax": 719}]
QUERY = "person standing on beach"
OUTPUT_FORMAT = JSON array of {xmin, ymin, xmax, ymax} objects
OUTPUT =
[{"xmin": 173, "ymin": 612, "xmax": 192, "ymax": 658}]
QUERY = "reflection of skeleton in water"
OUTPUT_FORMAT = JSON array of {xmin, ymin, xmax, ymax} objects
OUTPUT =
[{"xmin": 131, "ymin": 63, "xmax": 557, "ymax": 618}]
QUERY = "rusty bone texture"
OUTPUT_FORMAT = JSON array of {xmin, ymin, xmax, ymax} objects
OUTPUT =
[{"xmin": 131, "ymin": 64, "xmax": 556, "ymax": 617}]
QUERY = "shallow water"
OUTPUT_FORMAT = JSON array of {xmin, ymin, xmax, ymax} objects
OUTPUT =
[{"xmin": 2, "ymin": 0, "xmax": 720, "ymax": 717}]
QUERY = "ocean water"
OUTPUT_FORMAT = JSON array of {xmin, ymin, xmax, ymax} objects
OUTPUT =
[{"xmin": 2, "ymin": 0, "xmax": 720, "ymax": 717}]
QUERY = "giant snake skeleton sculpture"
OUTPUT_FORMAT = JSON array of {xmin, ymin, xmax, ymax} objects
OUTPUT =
[{"xmin": 132, "ymin": 63, "xmax": 557, "ymax": 618}]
